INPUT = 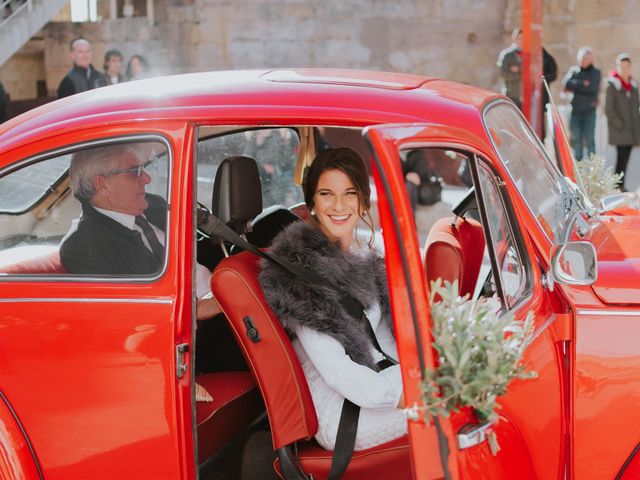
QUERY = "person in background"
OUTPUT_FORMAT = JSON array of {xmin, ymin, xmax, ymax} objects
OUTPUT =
[
  {"xmin": 126, "ymin": 54, "xmax": 152, "ymax": 81},
  {"xmin": 562, "ymin": 46, "xmax": 602, "ymax": 160},
  {"xmin": 605, "ymin": 53, "xmax": 640, "ymax": 191},
  {"xmin": 57, "ymin": 38, "xmax": 105, "ymax": 99},
  {"xmin": 403, "ymin": 149, "xmax": 443, "ymax": 213},
  {"xmin": 0, "ymin": 82, "xmax": 8, "ymax": 124},
  {"xmin": 540, "ymin": 47, "xmax": 558, "ymax": 140},
  {"xmin": 497, "ymin": 28, "xmax": 523, "ymax": 109},
  {"xmin": 103, "ymin": 49, "xmax": 125, "ymax": 85}
]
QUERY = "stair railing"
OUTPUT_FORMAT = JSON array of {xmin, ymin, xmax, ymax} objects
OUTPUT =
[{"xmin": 0, "ymin": 0, "xmax": 32, "ymax": 31}]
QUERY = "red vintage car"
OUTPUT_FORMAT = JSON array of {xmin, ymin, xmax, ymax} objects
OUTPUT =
[{"xmin": 0, "ymin": 69, "xmax": 638, "ymax": 480}]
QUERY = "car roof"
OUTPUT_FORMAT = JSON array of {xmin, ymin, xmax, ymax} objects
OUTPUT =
[{"xmin": 0, "ymin": 69, "xmax": 503, "ymax": 151}]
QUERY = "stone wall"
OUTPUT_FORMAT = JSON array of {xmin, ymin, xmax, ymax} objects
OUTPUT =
[{"xmin": 2, "ymin": 0, "xmax": 640, "ymax": 103}]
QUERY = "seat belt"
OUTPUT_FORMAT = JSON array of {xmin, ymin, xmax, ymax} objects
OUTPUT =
[{"xmin": 197, "ymin": 209, "xmax": 398, "ymax": 479}]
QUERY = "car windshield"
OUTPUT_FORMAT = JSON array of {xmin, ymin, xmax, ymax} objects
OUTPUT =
[{"xmin": 483, "ymin": 102, "xmax": 578, "ymax": 243}]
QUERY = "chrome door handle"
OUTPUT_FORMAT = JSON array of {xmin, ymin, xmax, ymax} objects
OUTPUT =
[{"xmin": 457, "ymin": 420, "xmax": 495, "ymax": 449}]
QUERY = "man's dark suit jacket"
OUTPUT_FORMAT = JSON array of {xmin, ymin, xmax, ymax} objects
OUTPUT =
[{"xmin": 60, "ymin": 194, "xmax": 167, "ymax": 275}]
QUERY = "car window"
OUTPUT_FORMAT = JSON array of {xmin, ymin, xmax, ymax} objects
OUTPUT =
[
  {"xmin": 483, "ymin": 102, "xmax": 570, "ymax": 243},
  {"xmin": 0, "ymin": 139, "xmax": 170, "ymax": 277},
  {"xmin": 197, "ymin": 128, "xmax": 302, "ymax": 210},
  {"xmin": 476, "ymin": 161, "xmax": 529, "ymax": 309},
  {"xmin": 0, "ymin": 155, "xmax": 71, "ymax": 213}
]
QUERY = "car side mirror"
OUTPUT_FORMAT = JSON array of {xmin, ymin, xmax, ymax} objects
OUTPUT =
[
  {"xmin": 599, "ymin": 191, "xmax": 640, "ymax": 213},
  {"xmin": 550, "ymin": 241, "xmax": 597, "ymax": 286}
]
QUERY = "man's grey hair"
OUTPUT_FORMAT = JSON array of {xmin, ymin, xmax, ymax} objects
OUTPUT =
[
  {"xmin": 577, "ymin": 46, "xmax": 593, "ymax": 62},
  {"xmin": 69, "ymin": 143, "xmax": 144, "ymax": 201}
]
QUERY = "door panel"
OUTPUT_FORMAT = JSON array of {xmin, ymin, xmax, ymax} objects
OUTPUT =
[
  {"xmin": 0, "ymin": 124, "xmax": 194, "ymax": 479},
  {"xmin": 574, "ymin": 311, "xmax": 640, "ymax": 479},
  {"xmin": 0, "ymin": 296, "xmax": 180, "ymax": 478},
  {"xmin": 364, "ymin": 123, "xmax": 566, "ymax": 479}
]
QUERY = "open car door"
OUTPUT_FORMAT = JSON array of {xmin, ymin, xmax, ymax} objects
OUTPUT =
[{"xmin": 364, "ymin": 122, "xmax": 567, "ymax": 480}]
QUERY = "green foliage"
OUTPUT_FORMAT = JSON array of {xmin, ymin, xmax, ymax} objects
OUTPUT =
[
  {"xmin": 576, "ymin": 153, "xmax": 622, "ymax": 204},
  {"xmin": 420, "ymin": 279, "xmax": 536, "ymax": 454}
]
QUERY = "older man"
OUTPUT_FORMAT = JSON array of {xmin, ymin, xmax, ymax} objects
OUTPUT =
[
  {"xmin": 61, "ymin": 142, "xmax": 220, "ymax": 321},
  {"xmin": 57, "ymin": 37, "xmax": 105, "ymax": 98}
]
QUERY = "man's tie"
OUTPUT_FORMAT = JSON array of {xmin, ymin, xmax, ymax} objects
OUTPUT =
[{"xmin": 135, "ymin": 215, "xmax": 164, "ymax": 261}]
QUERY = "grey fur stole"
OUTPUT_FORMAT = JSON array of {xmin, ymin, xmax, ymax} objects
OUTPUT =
[{"xmin": 258, "ymin": 220, "xmax": 393, "ymax": 369}]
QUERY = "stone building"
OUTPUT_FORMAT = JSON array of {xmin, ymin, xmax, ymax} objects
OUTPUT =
[{"xmin": 1, "ymin": 0, "xmax": 640, "ymax": 106}]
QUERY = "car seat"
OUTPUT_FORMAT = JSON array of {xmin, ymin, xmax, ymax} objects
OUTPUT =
[{"xmin": 424, "ymin": 216, "xmax": 486, "ymax": 298}]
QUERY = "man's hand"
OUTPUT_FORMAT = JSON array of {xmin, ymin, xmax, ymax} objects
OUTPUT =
[
  {"xmin": 510, "ymin": 65, "xmax": 520, "ymax": 73},
  {"xmin": 197, "ymin": 297, "xmax": 222, "ymax": 320},
  {"xmin": 405, "ymin": 172, "xmax": 421, "ymax": 187},
  {"xmin": 583, "ymin": 80, "xmax": 590, "ymax": 87}
]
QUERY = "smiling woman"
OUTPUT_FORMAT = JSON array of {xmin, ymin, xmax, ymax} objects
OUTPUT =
[{"xmin": 260, "ymin": 148, "xmax": 406, "ymax": 458}]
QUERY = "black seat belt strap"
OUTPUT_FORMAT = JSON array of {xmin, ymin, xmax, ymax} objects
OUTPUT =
[{"xmin": 328, "ymin": 399, "xmax": 360, "ymax": 480}]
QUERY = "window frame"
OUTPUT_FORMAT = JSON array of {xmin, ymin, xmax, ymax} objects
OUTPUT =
[
  {"xmin": 195, "ymin": 125, "xmax": 303, "ymax": 210},
  {"xmin": 0, "ymin": 133, "xmax": 174, "ymax": 283},
  {"xmin": 470, "ymin": 154, "xmax": 533, "ymax": 312}
]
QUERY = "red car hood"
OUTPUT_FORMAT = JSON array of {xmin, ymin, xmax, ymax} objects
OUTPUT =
[{"xmin": 589, "ymin": 215, "xmax": 640, "ymax": 304}]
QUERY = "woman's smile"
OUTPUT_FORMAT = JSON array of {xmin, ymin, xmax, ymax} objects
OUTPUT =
[{"xmin": 314, "ymin": 169, "xmax": 361, "ymax": 250}]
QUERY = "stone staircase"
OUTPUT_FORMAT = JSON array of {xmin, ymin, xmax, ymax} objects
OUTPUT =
[{"xmin": 0, "ymin": 0, "xmax": 69, "ymax": 66}]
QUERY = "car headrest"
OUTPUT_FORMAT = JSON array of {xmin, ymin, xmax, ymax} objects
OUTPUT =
[{"xmin": 212, "ymin": 156, "xmax": 263, "ymax": 234}]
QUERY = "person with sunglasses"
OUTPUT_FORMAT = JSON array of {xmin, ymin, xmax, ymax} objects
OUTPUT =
[
  {"xmin": 60, "ymin": 142, "xmax": 220, "ymax": 320},
  {"xmin": 60, "ymin": 142, "xmax": 167, "ymax": 275}
]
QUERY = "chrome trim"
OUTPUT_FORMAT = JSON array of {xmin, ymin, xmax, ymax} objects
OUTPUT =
[
  {"xmin": 457, "ymin": 420, "xmax": 496, "ymax": 449},
  {"xmin": 0, "ymin": 297, "xmax": 173, "ymax": 304},
  {"xmin": 577, "ymin": 309, "xmax": 640, "ymax": 317}
]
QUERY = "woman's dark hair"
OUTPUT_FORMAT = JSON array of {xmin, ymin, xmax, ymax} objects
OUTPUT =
[
  {"xmin": 103, "ymin": 49, "xmax": 123, "ymax": 72},
  {"xmin": 304, "ymin": 148, "xmax": 375, "ymax": 246},
  {"xmin": 126, "ymin": 54, "xmax": 150, "ymax": 80}
]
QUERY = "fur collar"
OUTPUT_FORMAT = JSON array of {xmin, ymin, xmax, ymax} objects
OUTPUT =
[{"xmin": 258, "ymin": 220, "xmax": 392, "ymax": 369}]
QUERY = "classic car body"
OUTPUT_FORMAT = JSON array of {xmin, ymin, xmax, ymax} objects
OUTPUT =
[{"xmin": 0, "ymin": 69, "xmax": 639, "ymax": 479}]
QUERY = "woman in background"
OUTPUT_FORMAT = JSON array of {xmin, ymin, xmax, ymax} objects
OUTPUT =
[
  {"xmin": 103, "ymin": 49, "xmax": 125, "ymax": 85},
  {"xmin": 605, "ymin": 52, "xmax": 640, "ymax": 191},
  {"xmin": 126, "ymin": 54, "xmax": 152, "ymax": 81}
]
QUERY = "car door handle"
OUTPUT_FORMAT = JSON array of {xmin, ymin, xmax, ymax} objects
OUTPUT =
[{"xmin": 457, "ymin": 420, "xmax": 496, "ymax": 449}]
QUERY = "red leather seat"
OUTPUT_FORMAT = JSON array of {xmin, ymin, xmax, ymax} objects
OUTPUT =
[
  {"xmin": 424, "ymin": 216, "xmax": 485, "ymax": 298},
  {"xmin": 195, "ymin": 371, "xmax": 264, "ymax": 464},
  {"xmin": 0, "ymin": 251, "xmax": 66, "ymax": 274},
  {"xmin": 211, "ymin": 252, "xmax": 412, "ymax": 480}
]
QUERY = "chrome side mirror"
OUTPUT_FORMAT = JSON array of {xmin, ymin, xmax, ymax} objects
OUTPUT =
[
  {"xmin": 599, "ymin": 191, "xmax": 640, "ymax": 213},
  {"xmin": 550, "ymin": 241, "xmax": 597, "ymax": 286}
]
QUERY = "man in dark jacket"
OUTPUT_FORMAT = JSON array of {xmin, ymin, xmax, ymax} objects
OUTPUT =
[
  {"xmin": 60, "ymin": 143, "xmax": 164, "ymax": 275},
  {"xmin": 57, "ymin": 38, "xmax": 106, "ymax": 99},
  {"xmin": 0, "ymin": 81, "xmax": 8, "ymax": 123},
  {"xmin": 497, "ymin": 28, "xmax": 523, "ymax": 109},
  {"xmin": 563, "ymin": 46, "xmax": 602, "ymax": 160},
  {"xmin": 540, "ymin": 47, "xmax": 558, "ymax": 139},
  {"xmin": 59, "ymin": 142, "xmax": 221, "ymax": 317}
]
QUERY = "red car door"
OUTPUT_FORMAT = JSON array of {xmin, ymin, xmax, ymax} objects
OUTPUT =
[
  {"xmin": 364, "ymin": 123, "xmax": 569, "ymax": 479},
  {"xmin": 0, "ymin": 124, "xmax": 196, "ymax": 479}
]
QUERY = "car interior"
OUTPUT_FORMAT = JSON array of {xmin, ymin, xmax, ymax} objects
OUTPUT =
[{"xmin": 0, "ymin": 124, "xmax": 516, "ymax": 479}]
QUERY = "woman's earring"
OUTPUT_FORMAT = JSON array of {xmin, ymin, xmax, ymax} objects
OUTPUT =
[{"xmin": 310, "ymin": 208, "xmax": 316, "ymax": 216}]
